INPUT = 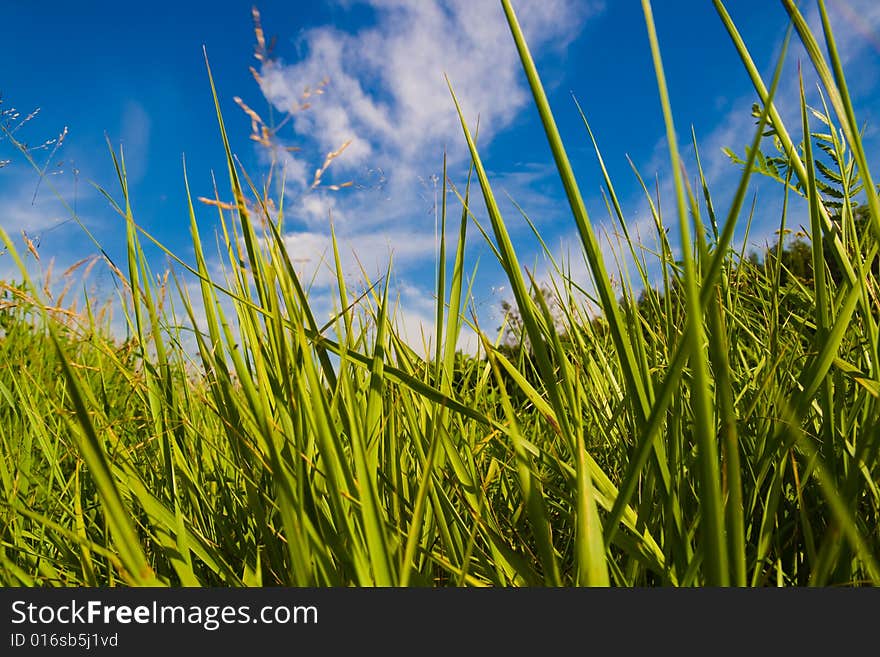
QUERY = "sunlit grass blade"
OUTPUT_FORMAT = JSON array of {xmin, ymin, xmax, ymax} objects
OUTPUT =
[
  {"xmin": 500, "ymin": 0, "xmax": 654, "ymax": 430},
  {"xmin": 641, "ymin": 0, "xmax": 728, "ymax": 585}
]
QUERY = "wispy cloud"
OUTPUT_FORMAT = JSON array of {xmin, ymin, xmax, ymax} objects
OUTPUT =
[
  {"xmin": 255, "ymin": 0, "xmax": 603, "ymax": 238},
  {"xmin": 117, "ymin": 100, "xmax": 152, "ymax": 184},
  {"xmin": 261, "ymin": 0, "xmax": 601, "ymax": 183},
  {"xmin": 242, "ymin": 0, "xmax": 602, "ymax": 351}
]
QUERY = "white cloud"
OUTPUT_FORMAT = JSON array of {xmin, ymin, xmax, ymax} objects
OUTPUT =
[
  {"xmin": 262, "ymin": 0, "xmax": 600, "ymax": 174},
  {"xmin": 244, "ymin": 0, "xmax": 602, "ymax": 353},
  {"xmin": 256, "ymin": 0, "xmax": 602, "ymax": 243},
  {"xmin": 118, "ymin": 100, "xmax": 151, "ymax": 184}
]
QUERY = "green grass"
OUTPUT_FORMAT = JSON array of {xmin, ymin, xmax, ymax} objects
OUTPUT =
[{"xmin": 0, "ymin": 0, "xmax": 878, "ymax": 586}]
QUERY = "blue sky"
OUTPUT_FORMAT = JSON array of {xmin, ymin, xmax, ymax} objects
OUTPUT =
[{"xmin": 2, "ymin": 1, "xmax": 879, "ymax": 352}]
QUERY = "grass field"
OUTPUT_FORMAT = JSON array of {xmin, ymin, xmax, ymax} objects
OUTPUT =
[{"xmin": 1, "ymin": 0, "xmax": 878, "ymax": 586}]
